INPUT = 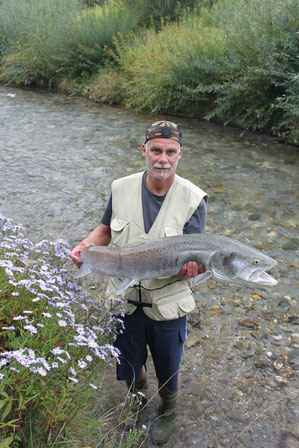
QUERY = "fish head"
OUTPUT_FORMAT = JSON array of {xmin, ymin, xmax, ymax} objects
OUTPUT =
[{"xmin": 211, "ymin": 246, "xmax": 278, "ymax": 287}]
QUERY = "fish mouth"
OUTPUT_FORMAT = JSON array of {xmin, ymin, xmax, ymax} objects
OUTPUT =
[{"xmin": 248, "ymin": 269, "xmax": 277, "ymax": 286}]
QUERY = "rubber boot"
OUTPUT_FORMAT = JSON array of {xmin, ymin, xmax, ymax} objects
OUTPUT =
[{"xmin": 151, "ymin": 382, "xmax": 178, "ymax": 445}]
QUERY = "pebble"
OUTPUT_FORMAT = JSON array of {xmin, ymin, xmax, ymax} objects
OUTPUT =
[
  {"xmin": 282, "ymin": 240, "xmax": 299, "ymax": 250},
  {"xmin": 239, "ymin": 318, "xmax": 259, "ymax": 329},
  {"xmin": 255, "ymin": 359, "xmax": 268, "ymax": 368},
  {"xmin": 275, "ymin": 376, "xmax": 288, "ymax": 385},
  {"xmin": 287, "ymin": 348, "xmax": 299, "ymax": 364},
  {"xmin": 228, "ymin": 412, "xmax": 249, "ymax": 423},
  {"xmin": 285, "ymin": 386, "xmax": 298, "ymax": 400},
  {"xmin": 185, "ymin": 336, "xmax": 200, "ymax": 349}
]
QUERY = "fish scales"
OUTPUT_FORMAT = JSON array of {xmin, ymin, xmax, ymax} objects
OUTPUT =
[{"xmin": 75, "ymin": 234, "xmax": 278, "ymax": 293}]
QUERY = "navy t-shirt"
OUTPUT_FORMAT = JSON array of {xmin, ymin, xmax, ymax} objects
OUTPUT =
[{"xmin": 101, "ymin": 172, "xmax": 207, "ymax": 234}]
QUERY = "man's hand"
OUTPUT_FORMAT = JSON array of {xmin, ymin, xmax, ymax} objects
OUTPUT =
[
  {"xmin": 69, "ymin": 242, "xmax": 89, "ymax": 268},
  {"xmin": 69, "ymin": 224, "xmax": 112, "ymax": 268},
  {"xmin": 178, "ymin": 261, "xmax": 206, "ymax": 278}
]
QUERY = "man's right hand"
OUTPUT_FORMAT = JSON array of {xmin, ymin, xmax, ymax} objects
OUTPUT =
[{"xmin": 69, "ymin": 242, "xmax": 89, "ymax": 267}]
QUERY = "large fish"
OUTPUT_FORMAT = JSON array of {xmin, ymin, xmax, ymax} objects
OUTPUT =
[{"xmin": 74, "ymin": 234, "xmax": 277, "ymax": 294}]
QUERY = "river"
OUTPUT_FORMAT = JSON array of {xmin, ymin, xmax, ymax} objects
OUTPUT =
[{"xmin": 0, "ymin": 86, "xmax": 298, "ymax": 447}]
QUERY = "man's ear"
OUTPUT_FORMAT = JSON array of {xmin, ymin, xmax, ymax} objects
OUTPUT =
[{"xmin": 142, "ymin": 143, "xmax": 147, "ymax": 158}]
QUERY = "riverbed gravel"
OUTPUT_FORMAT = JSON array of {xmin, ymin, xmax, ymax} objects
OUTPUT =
[{"xmin": 0, "ymin": 86, "xmax": 298, "ymax": 448}]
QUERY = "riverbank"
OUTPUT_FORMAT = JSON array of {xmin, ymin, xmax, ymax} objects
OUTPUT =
[{"xmin": 0, "ymin": 0, "xmax": 297, "ymax": 145}]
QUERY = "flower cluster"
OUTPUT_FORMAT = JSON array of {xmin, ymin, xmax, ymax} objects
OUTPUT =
[{"xmin": 0, "ymin": 214, "xmax": 123, "ymax": 388}]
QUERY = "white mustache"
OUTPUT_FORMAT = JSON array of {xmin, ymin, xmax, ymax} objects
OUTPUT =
[{"xmin": 153, "ymin": 163, "xmax": 171, "ymax": 169}]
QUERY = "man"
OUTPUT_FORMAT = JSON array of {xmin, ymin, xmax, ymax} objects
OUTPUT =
[{"xmin": 70, "ymin": 121, "xmax": 207, "ymax": 444}]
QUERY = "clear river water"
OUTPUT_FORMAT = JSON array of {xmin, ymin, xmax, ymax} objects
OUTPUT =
[{"xmin": 0, "ymin": 86, "xmax": 298, "ymax": 448}]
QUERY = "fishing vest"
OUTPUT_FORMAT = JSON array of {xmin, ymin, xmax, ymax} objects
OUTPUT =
[{"xmin": 106, "ymin": 171, "xmax": 207, "ymax": 321}]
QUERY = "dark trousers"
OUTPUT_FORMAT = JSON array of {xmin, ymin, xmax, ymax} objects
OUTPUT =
[{"xmin": 114, "ymin": 307, "xmax": 188, "ymax": 391}]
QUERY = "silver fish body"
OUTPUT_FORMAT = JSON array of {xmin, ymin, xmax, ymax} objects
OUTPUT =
[{"xmin": 74, "ymin": 234, "xmax": 277, "ymax": 294}]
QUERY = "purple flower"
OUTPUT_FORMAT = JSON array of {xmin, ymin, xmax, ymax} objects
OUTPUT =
[
  {"xmin": 37, "ymin": 367, "xmax": 47, "ymax": 377},
  {"xmin": 78, "ymin": 360, "xmax": 87, "ymax": 369},
  {"xmin": 58, "ymin": 320, "xmax": 67, "ymax": 327},
  {"xmin": 23, "ymin": 325, "xmax": 38, "ymax": 334},
  {"xmin": 68, "ymin": 377, "xmax": 78, "ymax": 384}
]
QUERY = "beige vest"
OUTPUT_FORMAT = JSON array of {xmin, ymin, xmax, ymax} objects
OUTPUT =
[{"xmin": 106, "ymin": 172, "xmax": 207, "ymax": 321}]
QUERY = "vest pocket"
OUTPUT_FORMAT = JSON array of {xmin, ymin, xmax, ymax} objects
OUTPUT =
[
  {"xmin": 152, "ymin": 291, "xmax": 195, "ymax": 320},
  {"xmin": 164, "ymin": 226, "xmax": 183, "ymax": 237},
  {"xmin": 110, "ymin": 217, "xmax": 129, "ymax": 247}
]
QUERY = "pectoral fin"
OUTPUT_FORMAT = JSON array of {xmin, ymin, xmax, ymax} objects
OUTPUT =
[
  {"xmin": 117, "ymin": 278, "xmax": 137, "ymax": 295},
  {"xmin": 191, "ymin": 270, "xmax": 212, "ymax": 287},
  {"xmin": 74, "ymin": 264, "xmax": 92, "ymax": 279}
]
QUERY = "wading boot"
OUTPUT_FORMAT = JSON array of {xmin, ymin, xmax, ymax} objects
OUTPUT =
[{"xmin": 151, "ymin": 383, "xmax": 178, "ymax": 445}]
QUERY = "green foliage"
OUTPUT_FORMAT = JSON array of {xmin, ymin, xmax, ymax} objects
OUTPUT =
[
  {"xmin": 0, "ymin": 0, "xmax": 139, "ymax": 85},
  {"xmin": 107, "ymin": 0, "xmax": 298, "ymax": 141},
  {"xmin": 120, "ymin": 0, "xmax": 204, "ymax": 28},
  {"xmin": 0, "ymin": 215, "xmax": 143, "ymax": 447},
  {"xmin": 200, "ymin": 0, "xmax": 299, "ymax": 137}
]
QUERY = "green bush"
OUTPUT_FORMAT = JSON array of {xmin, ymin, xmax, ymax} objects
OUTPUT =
[
  {"xmin": 108, "ymin": 0, "xmax": 298, "ymax": 141},
  {"xmin": 0, "ymin": 0, "xmax": 139, "ymax": 85},
  {"xmin": 201, "ymin": 0, "xmax": 299, "ymax": 137}
]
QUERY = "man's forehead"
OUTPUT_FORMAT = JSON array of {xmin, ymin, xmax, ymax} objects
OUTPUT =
[{"xmin": 147, "ymin": 138, "xmax": 181, "ymax": 150}]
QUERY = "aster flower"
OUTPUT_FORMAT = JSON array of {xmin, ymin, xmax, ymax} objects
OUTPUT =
[
  {"xmin": 23, "ymin": 325, "xmax": 38, "ymax": 334},
  {"xmin": 58, "ymin": 320, "xmax": 67, "ymax": 327},
  {"xmin": 37, "ymin": 367, "xmax": 47, "ymax": 377}
]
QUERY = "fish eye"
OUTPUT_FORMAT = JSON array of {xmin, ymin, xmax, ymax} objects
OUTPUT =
[{"xmin": 253, "ymin": 260, "xmax": 260, "ymax": 265}]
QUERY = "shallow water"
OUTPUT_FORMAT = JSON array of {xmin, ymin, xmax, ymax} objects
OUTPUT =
[{"xmin": 0, "ymin": 86, "xmax": 298, "ymax": 447}]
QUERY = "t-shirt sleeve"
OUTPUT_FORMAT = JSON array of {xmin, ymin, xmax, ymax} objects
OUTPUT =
[
  {"xmin": 183, "ymin": 199, "xmax": 207, "ymax": 234},
  {"xmin": 101, "ymin": 193, "xmax": 112, "ymax": 226}
]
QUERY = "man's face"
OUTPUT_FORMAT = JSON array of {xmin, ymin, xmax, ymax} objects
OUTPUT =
[{"xmin": 142, "ymin": 138, "xmax": 182, "ymax": 181}]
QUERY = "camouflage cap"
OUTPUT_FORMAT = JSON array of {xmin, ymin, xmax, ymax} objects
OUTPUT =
[{"xmin": 144, "ymin": 121, "xmax": 182, "ymax": 145}]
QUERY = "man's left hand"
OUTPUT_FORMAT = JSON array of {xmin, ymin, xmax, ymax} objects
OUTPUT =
[{"xmin": 178, "ymin": 262, "xmax": 206, "ymax": 278}]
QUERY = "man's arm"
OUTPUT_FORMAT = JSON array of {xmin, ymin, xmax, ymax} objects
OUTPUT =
[
  {"xmin": 69, "ymin": 224, "xmax": 111, "ymax": 267},
  {"xmin": 179, "ymin": 199, "xmax": 207, "ymax": 278}
]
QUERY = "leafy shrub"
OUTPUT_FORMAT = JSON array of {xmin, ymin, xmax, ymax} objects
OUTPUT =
[
  {"xmin": 109, "ymin": 0, "xmax": 298, "ymax": 141},
  {"xmin": 0, "ymin": 0, "xmax": 139, "ymax": 85},
  {"xmin": 111, "ymin": 15, "xmax": 225, "ymax": 113},
  {"xmin": 201, "ymin": 0, "xmax": 299, "ymax": 137}
]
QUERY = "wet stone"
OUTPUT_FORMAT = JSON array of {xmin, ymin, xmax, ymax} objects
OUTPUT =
[
  {"xmin": 255, "ymin": 359, "xmax": 269, "ymax": 369},
  {"xmin": 228, "ymin": 411, "xmax": 249, "ymax": 423},
  {"xmin": 287, "ymin": 349, "xmax": 299, "ymax": 365},
  {"xmin": 185, "ymin": 336, "xmax": 200, "ymax": 349},
  {"xmin": 248, "ymin": 213, "xmax": 261, "ymax": 221},
  {"xmin": 282, "ymin": 240, "xmax": 299, "ymax": 251},
  {"xmin": 284, "ymin": 386, "xmax": 298, "ymax": 400},
  {"xmin": 239, "ymin": 318, "xmax": 260, "ymax": 329}
]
